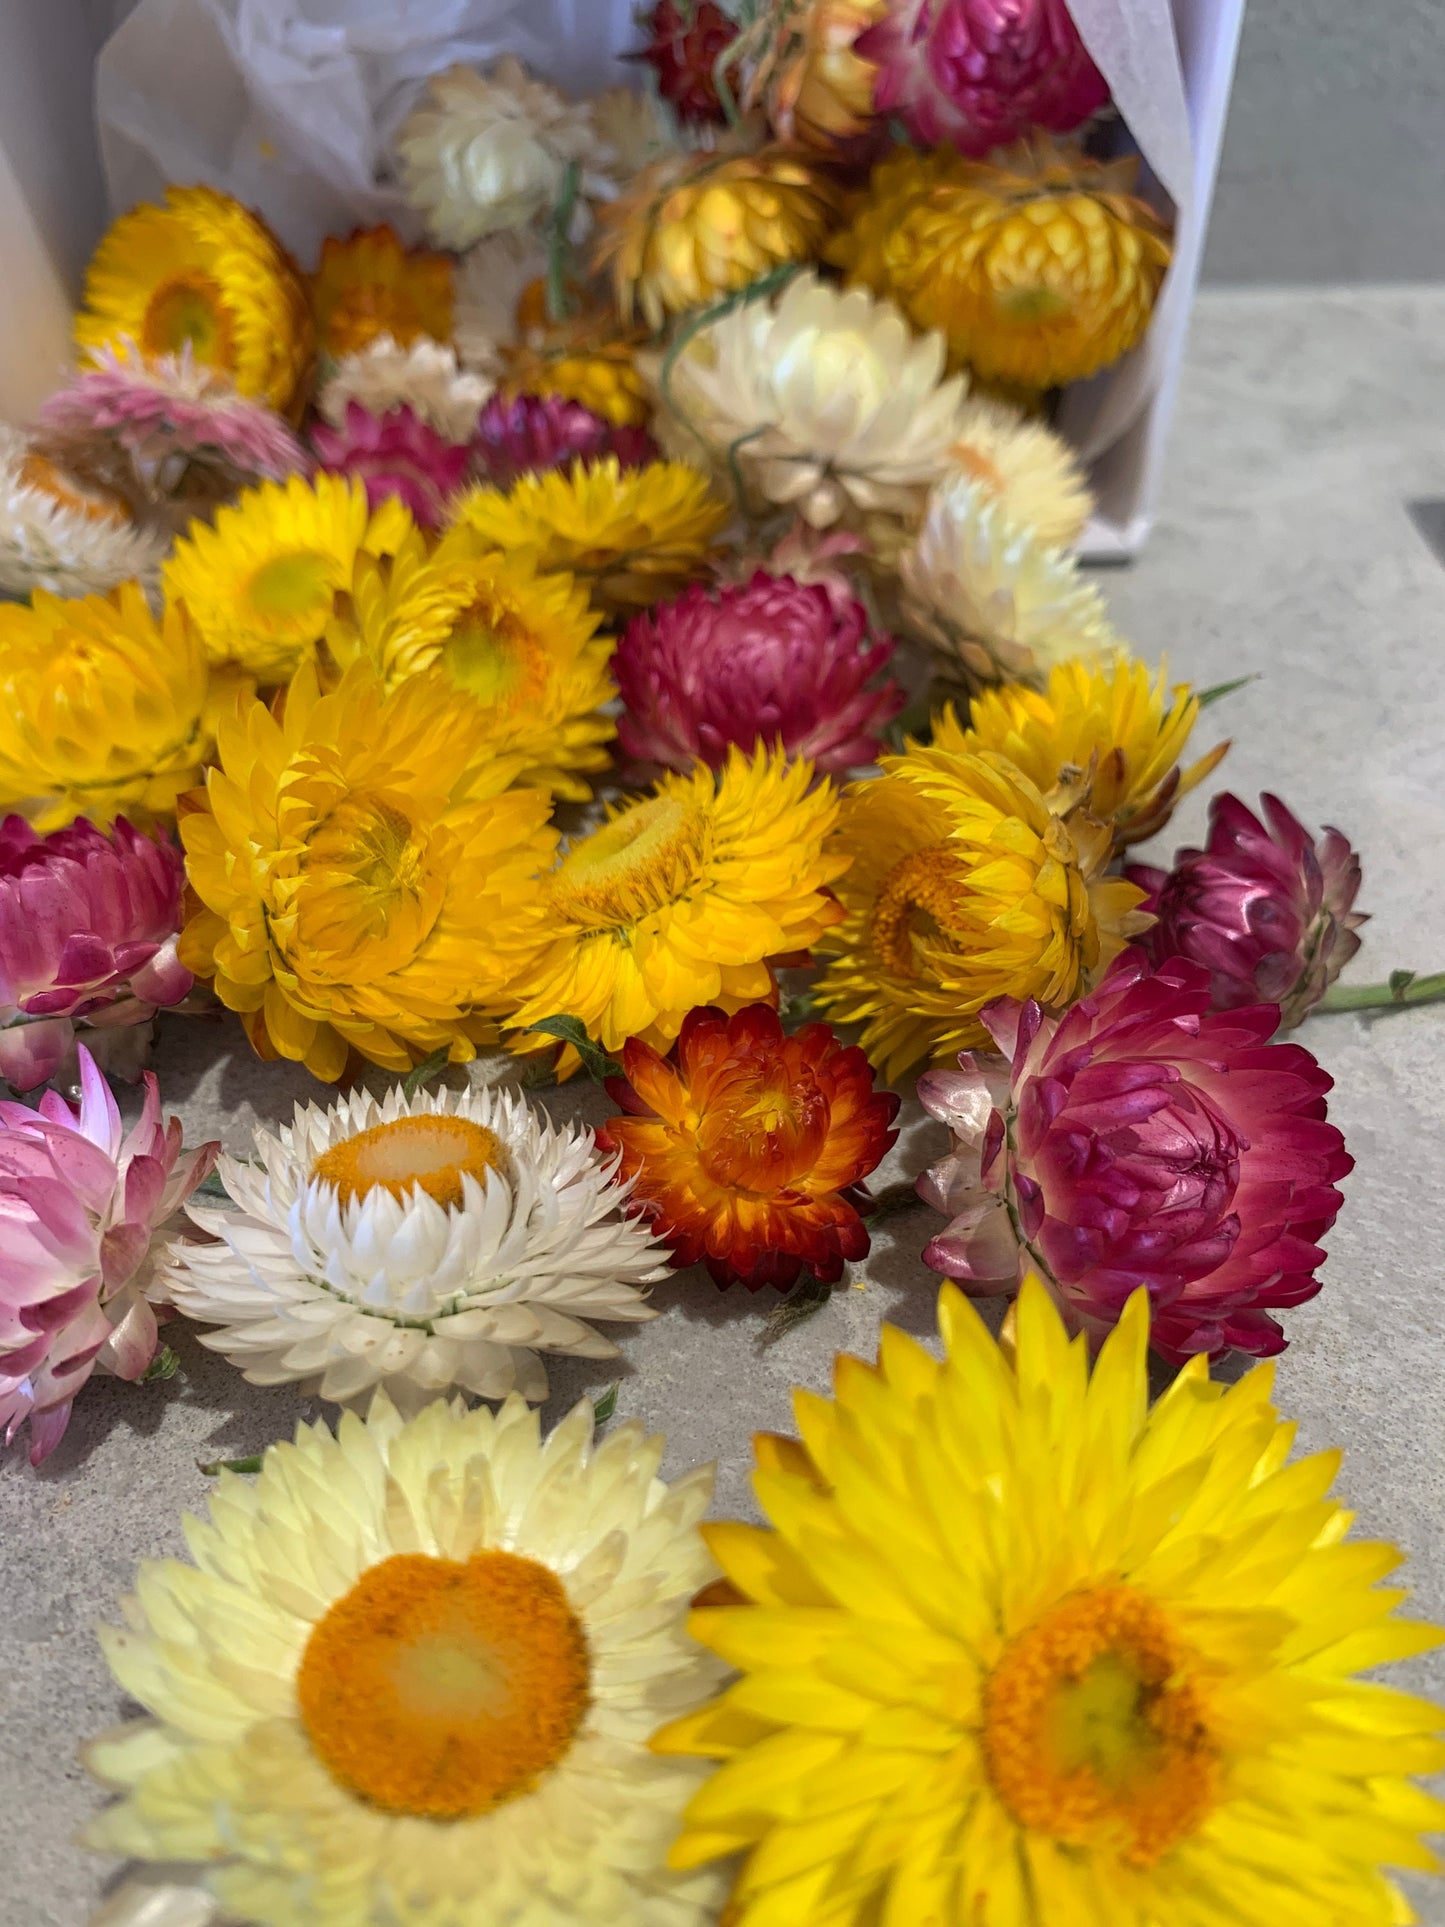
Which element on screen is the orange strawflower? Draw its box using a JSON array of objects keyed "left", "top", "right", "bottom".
[{"left": 309, "top": 226, "right": 454, "bottom": 360}]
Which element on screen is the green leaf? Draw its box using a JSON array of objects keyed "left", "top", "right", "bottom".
[
  {"left": 759, "top": 1275, "right": 832, "bottom": 1347},
  {"left": 403, "top": 1048, "right": 451, "bottom": 1101},
  {"left": 141, "top": 1345, "right": 180, "bottom": 1383},
  {"left": 778, "top": 988, "right": 824, "bottom": 1031},
  {"left": 523, "top": 1015, "right": 622, "bottom": 1084},
  {"left": 197, "top": 1454, "right": 264, "bottom": 1477},
  {"left": 1197, "top": 674, "right": 1259, "bottom": 709},
  {"left": 1389, "top": 969, "right": 1418, "bottom": 999},
  {"left": 592, "top": 1382, "right": 619, "bottom": 1426}
]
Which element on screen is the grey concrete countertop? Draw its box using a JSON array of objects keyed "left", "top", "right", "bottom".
[{"left": 5, "top": 285, "right": 1445, "bottom": 1925}]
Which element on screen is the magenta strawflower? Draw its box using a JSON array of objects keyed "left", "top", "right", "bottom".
[
  {"left": 0, "top": 816, "right": 194, "bottom": 1094},
  {"left": 471, "top": 392, "right": 658, "bottom": 490},
  {"left": 917, "top": 950, "right": 1352, "bottom": 1363},
  {"left": 0, "top": 1047, "right": 216, "bottom": 1463},
  {"left": 37, "top": 346, "right": 308, "bottom": 524},
  {"left": 309, "top": 401, "right": 470, "bottom": 529},
  {"left": 1129, "top": 792, "right": 1367, "bottom": 1029},
  {"left": 614, "top": 569, "right": 904, "bottom": 776},
  {"left": 860, "top": 0, "right": 1109, "bottom": 153}
]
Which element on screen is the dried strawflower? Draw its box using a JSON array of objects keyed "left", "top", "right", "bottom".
[
  {"left": 307, "top": 224, "right": 453, "bottom": 360},
  {"left": 500, "top": 313, "right": 654, "bottom": 428},
  {"left": 319, "top": 334, "right": 491, "bottom": 444},
  {"left": 310, "top": 402, "right": 471, "bottom": 530},
  {"left": 472, "top": 391, "right": 656, "bottom": 488},
  {"left": 943, "top": 392, "right": 1092, "bottom": 547},
  {"left": 637, "top": 0, "right": 740, "bottom": 125},
  {"left": 918, "top": 949, "right": 1353, "bottom": 1360},
  {"left": 0, "top": 425, "right": 168, "bottom": 599},
  {"left": 742, "top": 0, "right": 887, "bottom": 149}
]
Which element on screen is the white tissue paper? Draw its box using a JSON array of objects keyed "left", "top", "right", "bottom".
[{"left": 93, "top": 0, "right": 1244, "bottom": 555}]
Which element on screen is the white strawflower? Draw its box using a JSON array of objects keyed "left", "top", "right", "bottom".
[
  {"left": 660, "top": 270, "right": 970, "bottom": 530},
  {"left": 901, "top": 470, "right": 1120, "bottom": 688},
  {"left": 0, "top": 424, "right": 167, "bottom": 599},
  {"left": 83, "top": 1392, "right": 731, "bottom": 1925},
  {"left": 397, "top": 58, "right": 612, "bottom": 249},
  {"left": 160, "top": 1081, "right": 668, "bottom": 1408},
  {"left": 944, "top": 395, "right": 1094, "bottom": 550},
  {"left": 319, "top": 334, "right": 492, "bottom": 442}
]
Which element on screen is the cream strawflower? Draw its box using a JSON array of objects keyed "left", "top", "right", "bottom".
[
  {"left": 161, "top": 1080, "right": 667, "bottom": 1407},
  {"left": 453, "top": 229, "right": 549, "bottom": 378},
  {"left": 0, "top": 425, "right": 167, "bottom": 599},
  {"left": 397, "top": 58, "right": 611, "bottom": 250},
  {"left": 82, "top": 1391, "right": 731, "bottom": 1926},
  {"left": 591, "top": 84, "right": 685, "bottom": 182},
  {"left": 662, "top": 271, "right": 968, "bottom": 530},
  {"left": 319, "top": 334, "right": 492, "bottom": 443},
  {"left": 945, "top": 394, "right": 1093, "bottom": 549},
  {"left": 900, "top": 470, "right": 1118, "bottom": 688}
]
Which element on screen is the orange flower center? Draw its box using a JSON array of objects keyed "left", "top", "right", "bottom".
[
  {"left": 950, "top": 442, "right": 1007, "bottom": 498},
  {"left": 297, "top": 1549, "right": 590, "bottom": 1819},
  {"left": 983, "top": 1584, "right": 1218, "bottom": 1866},
  {"left": 142, "top": 271, "right": 234, "bottom": 366},
  {"left": 550, "top": 795, "right": 708, "bottom": 931},
  {"left": 18, "top": 451, "right": 130, "bottom": 525},
  {"left": 870, "top": 845, "right": 971, "bottom": 977},
  {"left": 313, "top": 1114, "right": 507, "bottom": 1208}
]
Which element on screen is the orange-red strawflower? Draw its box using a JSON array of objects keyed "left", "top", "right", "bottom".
[{"left": 599, "top": 1003, "right": 899, "bottom": 1293}]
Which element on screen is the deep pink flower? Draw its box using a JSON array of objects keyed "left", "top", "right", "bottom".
[
  {"left": 614, "top": 570, "right": 904, "bottom": 776},
  {"left": 0, "top": 816, "right": 194, "bottom": 1094},
  {"left": 310, "top": 401, "right": 470, "bottom": 529},
  {"left": 0, "top": 1048, "right": 217, "bottom": 1463},
  {"left": 1128, "top": 793, "right": 1367, "bottom": 1030},
  {"left": 471, "top": 392, "right": 657, "bottom": 490},
  {"left": 916, "top": 951, "right": 1352, "bottom": 1363},
  {"left": 860, "top": 0, "right": 1109, "bottom": 153}
]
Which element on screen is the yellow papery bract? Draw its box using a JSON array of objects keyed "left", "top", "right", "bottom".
[
  {"left": 815, "top": 739, "right": 1150, "bottom": 1077},
  {"left": 660, "top": 1278, "right": 1445, "bottom": 1927},
  {"left": 75, "top": 184, "right": 313, "bottom": 414},
  {"left": 0, "top": 584, "right": 209, "bottom": 831},
  {"left": 178, "top": 659, "right": 558, "bottom": 1080}
]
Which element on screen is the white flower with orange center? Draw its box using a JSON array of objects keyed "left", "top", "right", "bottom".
[
  {"left": 0, "top": 424, "right": 168, "bottom": 599},
  {"left": 82, "top": 1391, "right": 731, "bottom": 1925},
  {"left": 160, "top": 1080, "right": 667, "bottom": 1407}
]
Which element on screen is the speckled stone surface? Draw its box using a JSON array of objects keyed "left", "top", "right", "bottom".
[{"left": 5, "top": 285, "right": 1445, "bottom": 1924}]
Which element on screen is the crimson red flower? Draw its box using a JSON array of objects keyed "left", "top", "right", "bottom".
[
  {"left": 471, "top": 392, "right": 657, "bottom": 490},
  {"left": 600, "top": 1003, "right": 899, "bottom": 1291},
  {"left": 917, "top": 951, "right": 1352, "bottom": 1362},
  {"left": 635, "top": 0, "right": 740, "bottom": 125}
]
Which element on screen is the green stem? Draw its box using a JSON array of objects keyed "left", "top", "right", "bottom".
[
  {"left": 1317, "top": 971, "right": 1445, "bottom": 1013},
  {"left": 545, "top": 160, "right": 582, "bottom": 325}
]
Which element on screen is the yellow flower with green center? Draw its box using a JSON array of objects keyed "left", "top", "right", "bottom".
[
  {"left": 657, "top": 1277, "right": 1445, "bottom": 1927},
  {"left": 443, "top": 457, "right": 730, "bottom": 620},
  {"left": 814, "top": 740, "right": 1150, "bottom": 1077},
  {"left": 178, "top": 659, "right": 558, "bottom": 1080},
  {"left": 510, "top": 745, "right": 847, "bottom": 1057},
  {"left": 75, "top": 184, "right": 314, "bottom": 414},
  {"left": 164, "top": 471, "right": 412, "bottom": 684},
  {"left": 0, "top": 584, "right": 208, "bottom": 830},
  {"left": 940, "top": 654, "right": 1231, "bottom": 848},
  {"left": 329, "top": 539, "right": 616, "bottom": 800}
]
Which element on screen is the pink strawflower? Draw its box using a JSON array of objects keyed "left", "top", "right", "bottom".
[
  {"left": 310, "top": 401, "right": 471, "bottom": 529},
  {"left": 471, "top": 392, "right": 658, "bottom": 490},
  {"left": 0, "top": 1047, "right": 217, "bottom": 1463},
  {"left": 916, "top": 951, "right": 1352, "bottom": 1364},
  {"left": 1129, "top": 792, "right": 1367, "bottom": 1030},
  {"left": 38, "top": 346, "right": 308, "bottom": 524},
  {"left": 614, "top": 570, "right": 904, "bottom": 776},
  {"left": 0, "top": 816, "right": 194, "bottom": 1094},
  {"left": 860, "top": 0, "right": 1109, "bottom": 153}
]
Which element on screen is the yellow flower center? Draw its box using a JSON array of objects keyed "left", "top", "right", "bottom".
[
  {"left": 297, "top": 1549, "right": 590, "bottom": 1820},
  {"left": 313, "top": 1114, "right": 507, "bottom": 1208},
  {"left": 247, "top": 549, "right": 341, "bottom": 629},
  {"left": 142, "top": 271, "right": 234, "bottom": 365},
  {"left": 18, "top": 452, "right": 130, "bottom": 525},
  {"left": 444, "top": 600, "right": 548, "bottom": 714},
  {"left": 297, "top": 792, "right": 444, "bottom": 974},
  {"left": 983, "top": 1585, "right": 1219, "bottom": 1866},
  {"left": 870, "top": 846, "right": 971, "bottom": 978},
  {"left": 550, "top": 795, "right": 708, "bottom": 931}
]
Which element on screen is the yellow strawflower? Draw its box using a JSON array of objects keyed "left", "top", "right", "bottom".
[
  {"left": 502, "top": 318, "right": 653, "bottom": 429},
  {"left": 658, "top": 1277, "right": 1445, "bottom": 1927},
  {"left": 75, "top": 184, "right": 313, "bottom": 414},
  {"left": 443, "top": 458, "right": 729, "bottom": 618},
  {"left": 178, "top": 661, "right": 557, "bottom": 1081},
  {"left": 944, "top": 654, "right": 1230, "bottom": 847},
  {"left": 814, "top": 741, "right": 1149, "bottom": 1077},
  {"left": 164, "top": 471, "right": 412, "bottom": 684},
  {"left": 329, "top": 540, "right": 616, "bottom": 800},
  {"left": 742, "top": 0, "right": 887, "bottom": 149},
  {"left": 0, "top": 585, "right": 208, "bottom": 831},
  {"left": 833, "top": 138, "right": 1172, "bottom": 390},
  {"left": 594, "top": 147, "right": 840, "bottom": 330},
  {"left": 510, "top": 746, "right": 847, "bottom": 1057}
]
